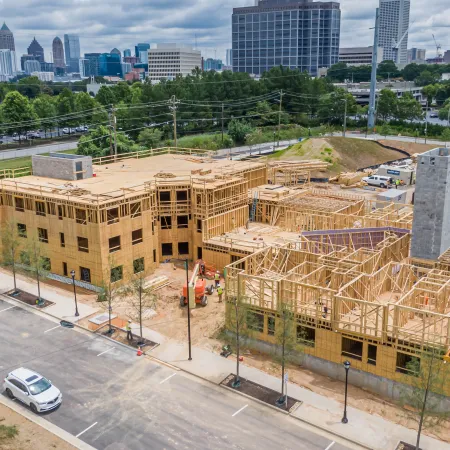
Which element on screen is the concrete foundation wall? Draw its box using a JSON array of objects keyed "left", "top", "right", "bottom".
[
  {"left": 411, "top": 148, "right": 450, "bottom": 260},
  {"left": 32, "top": 154, "right": 93, "bottom": 181}
]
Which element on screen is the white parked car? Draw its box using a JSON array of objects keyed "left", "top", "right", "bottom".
[
  {"left": 362, "top": 175, "right": 392, "bottom": 188},
  {"left": 3, "top": 368, "right": 62, "bottom": 413}
]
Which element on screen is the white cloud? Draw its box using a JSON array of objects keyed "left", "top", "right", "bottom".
[{"left": 0, "top": 0, "right": 448, "bottom": 63}]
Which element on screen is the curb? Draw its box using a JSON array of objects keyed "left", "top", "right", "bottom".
[
  {"left": 0, "top": 396, "right": 96, "bottom": 450},
  {"left": 220, "top": 383, "right": 290, "bottom": 415}
]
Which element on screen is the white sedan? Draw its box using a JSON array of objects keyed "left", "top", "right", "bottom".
[{"left": 3, "top": 367, "right": 62, "bottom": 413}]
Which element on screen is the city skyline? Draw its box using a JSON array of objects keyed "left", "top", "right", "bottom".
[{"left": 0, "top": 0, "right": 448, "bottom": 63}]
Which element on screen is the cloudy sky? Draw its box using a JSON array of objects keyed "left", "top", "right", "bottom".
[{"left": 1, "top": 0, "right": 449, "bottom": 62}]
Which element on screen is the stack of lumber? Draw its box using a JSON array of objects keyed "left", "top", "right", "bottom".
[
  {"left": 269, "top": 160, "right": 329, "bottom": 172},
  {"left": 330, "top": 172, "right": 367, "bottom": 187},
  {"left": 144, "top": 275, "right": 169, "bottom": 290}
]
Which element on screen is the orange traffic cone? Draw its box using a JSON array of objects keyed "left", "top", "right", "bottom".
[{"left": 137, "top": 346, "right": 143, "bottom": 356}]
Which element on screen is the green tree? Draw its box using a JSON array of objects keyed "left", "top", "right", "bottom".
[
  {"left": 377, "top": 60, "right": 401, "bottom": 79},
  {"left": 227, "top": 119, "right": 253, "bottom": 144},
  {"left": 416, "top": 71, "right": 440, "bottom": 87},
  {"left": 33, "top": 95, "right": 57, "bottom": 137},
  {"left": 120, "top": 266, "right": 157, "bottom": 341},
  {"left": 113, "top": 82, "right": 132, "bottom": 104},
  {"left": 22, "top": 233, "right": 49, "bottom": 304},
  {"left": 274, "top": 301, "right": 299, "bottom": 406},
  {"left": 397, "top": 93, "right": 424, "bottom": 121},
  {"left": 56, "top": 88, "right": 76, "bottom": 130},
  {"left": 1, "top": 220, "right": 21, "bottom": 293},
  {"left": 402, "top": 63, "right": 423, "bottom": 82},
  {"left": 422, "top": 84, "right": 438, "bottom": 105},
  {"left": 97, "top": 259, "right": 123, "bottom": 334},
  {"left": 0, "top": 91, "right": 38, "bottom": 137},
  {"left": 441, "top": 128, "right": 450, "bottom": 146},
  {"left": 17, "top": 76, "right": 42, "bottom": 98},
  {"left": 137, "top": 128, "right": 163, "bottom": 148},
  {"left": 96, "top": 86, "right": 116, "bottom": 107},
  {"left": 326, "top": 62, "right": 349, "bottom": 82},
  {"left": 318, "top": 89, "right": 356, "bottom": 124},
  {"left": 377, "top": 89, "right": 398, "bottom": 121},
  {"left": 401, "top": 350, "right": 450, "bottom": 450}
]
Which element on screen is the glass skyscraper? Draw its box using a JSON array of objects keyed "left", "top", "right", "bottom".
[
  {"left": 64, "top": 34, "right": 81, "bottom": 73},
  {"left": 232, "top": 0, "right": 341, "bottom": 77}
]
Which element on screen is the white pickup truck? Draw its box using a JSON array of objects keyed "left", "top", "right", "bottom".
[{"left": 362, "top": 175, "right": 392, "bottom": 188}]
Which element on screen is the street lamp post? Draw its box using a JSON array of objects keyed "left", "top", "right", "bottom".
[
  {"left": 184, "top": 258, "right": 192, "bottom": 361},
  {"left": 172, "top": 258, "right": 192, "bottom": 361},
  {"left": 70, "top": 270, "right": 79, "bottom": 317},
  {"left": 342, "top": 360, "right": 351, "bottom": 423}
]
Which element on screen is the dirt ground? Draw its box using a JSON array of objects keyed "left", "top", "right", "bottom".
[{"left": 0, "top": 403, "right": 74, "bottom": 450}]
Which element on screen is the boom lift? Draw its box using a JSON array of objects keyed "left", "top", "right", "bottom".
[{"left": 180, "top": 262, "right": 214, "bottom": 308}]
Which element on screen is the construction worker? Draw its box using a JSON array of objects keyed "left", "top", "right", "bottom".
[
  {"left": 395, "top": 179, "right": 400, "bottom": 189},
  {"left": 217, "top": 285, "right": 223, "bottom": 303},
  {"left": 200, "top": 262, "right": 206, "bottom": 276},
  {"left": 214, "top": 271, "right": 220, "bottom": 288},
  {"left": 126, "top": 320, "right": 132, "bottom": 340}
]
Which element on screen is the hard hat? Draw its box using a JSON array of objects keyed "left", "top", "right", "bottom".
[
  {"left": 216, "top": 271, "right": 219, "bottom": 273},
  {"left": 128, "top": 319, "right": 132, "bottom": 323}
]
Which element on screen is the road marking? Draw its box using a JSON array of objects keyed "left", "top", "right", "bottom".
[
  {"left": 159, "top": 373, "right": 177, "bottom": 384},
  {"left": 97, "top": 347, "right": 115, "bottom": 357},
  {"left": 232, "top": 404, "right": 248, "bottom": 417},
  {"left": 0, "top": 306, "right": 14, "bottom": 313},
  {"left": 44, "top": 325, "right": 61, "bottom": 333},
  {"left": 76, "top": 422, "right": 98, "bottom": 438},
  {"left": 324, "top": 442, "right": 335, "bottom": 450}
]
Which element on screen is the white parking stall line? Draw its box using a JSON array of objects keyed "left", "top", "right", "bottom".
[
  {"left": 232, "top": 404, "right": 248, "bottom": 417},
  {"left": 324, "top": 442, "right": 335, "bottom": 450},
  {"left": 97, "top": 347, "right": 115, "bottom": 357},
  {"left": 44, "top": 325, "right": 61, "bottom": 333},
  {"left": 159, "top": 373, "right": 177, "bottom": 384},
  {"left": 0, "top": 306, "right": 15, "bottom": 313},
  {"left": 76, "top": 422, "right": 98, "bottom": 438}
]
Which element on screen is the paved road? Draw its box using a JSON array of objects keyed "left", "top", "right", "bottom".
[
  {"left": 0, "top": 141, "right": 78, "bottom": 161},
  {"left": 0, "top": 298, "right": 354, "bottom": 450}
]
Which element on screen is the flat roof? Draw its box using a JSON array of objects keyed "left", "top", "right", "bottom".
[{"left": 1, "top": 154, "right": 266, "bottom": 204}]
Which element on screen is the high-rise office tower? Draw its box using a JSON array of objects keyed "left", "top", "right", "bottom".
[
  {"left": 98, "top": 53, "right": 122, "bottom": 77},
  {"left": 27, "top": 37, "right": 45, "bottom": 63},
  {"left": 64, "top": 34, "right": 81, "bottom": 72},
  {"left": 0, "top": 23, "right": 15, "bottom": 51},
  {"left": 135, "top": 43, "right": 150, "bottom": 62},
  {"left": 84, "top": 53, "right": 101, "bottom": 77},
  {"left": 232, "top": 0, "right": 341, "bottom": 77},
  {"left": 0, "top": 50, "right": 17, "bottom": 77},
  {"left": 226, "top": 49, "right": 233, "bottom": 66},
  {"left": 52, "top": 37, "right": 65, "bottom": 68},
  {"left": 111, "top": 48, "right": 121, "bottom": 58},
  {"left": 123, "top": 49, "right": 131, "bottom": 58},
  {"left": 378, "top": 0, "right": 410, "bottom": 64},
  {"left": 24, "top": 59, "right": 41, "bottom": 75}
]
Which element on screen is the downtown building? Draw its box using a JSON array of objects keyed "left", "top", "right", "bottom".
[
  {"left": 231, "top": 0, "right": 341, "bottom": 77},
  {"left": 52, "top": 37, "right": 65, "bottom": 70},
  {"left": 378, "top": 0, "right": 410, "bottom": 64},
  {"left": 64, "top": 34, "right": 81, "bottom": 73},
  {"left": 147, "top": 44, "right": 201, "bottom": 82},
  {"left": 27, "top": 37, "right": 45, "bottom": 63},
  {"left": 339, "top": 46, "right": 383, "bottom": 66},
  {"left": 0, "top": 49, "right": 17, "bottom": 79}
]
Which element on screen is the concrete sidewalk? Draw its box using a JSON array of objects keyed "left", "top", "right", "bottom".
[
  {"left": 0, "top": 270, "right": 448, "bottom": 450},
  {"left": 0, "top": 270, "right": 99, "bottom": 322}
]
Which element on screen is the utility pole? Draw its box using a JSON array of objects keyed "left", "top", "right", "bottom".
[
  {"left": 170, "top": 95, "right": 178, "bottom": 148},
  {"left": 425, "top": 99, "right": 429, "bottom": 144},
  {"left": 368, "top": 8, "right": 380, "bottom": 131},
  {"left": 277, "top": 89, "right": 283, "bottom": 148},
  {"left": 108, "top": 106, "right": 113, "bottom": 156},
  {"left": 343, "top": 97, "right": 348, "bottom": 137},
  {"left": 447, "top": 107, "right": 450, "bottom": 126},
  {"left": 112, "top": 106, "right": 118, "bottom": 160},
  {"left": 221, "top": 103, "right": 225, "bottom": 143}
]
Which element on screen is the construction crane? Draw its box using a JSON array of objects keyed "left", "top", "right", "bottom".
[
  {"left": 391, "top": 22, "right": 413, "bottom": 64},
  {"left": 432, "top": 34, "right": 442, "bottom": 59}
]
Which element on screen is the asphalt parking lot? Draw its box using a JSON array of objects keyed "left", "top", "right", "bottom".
[{"left": 0, "top": 298, "right": 353, "bottom": 450}]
